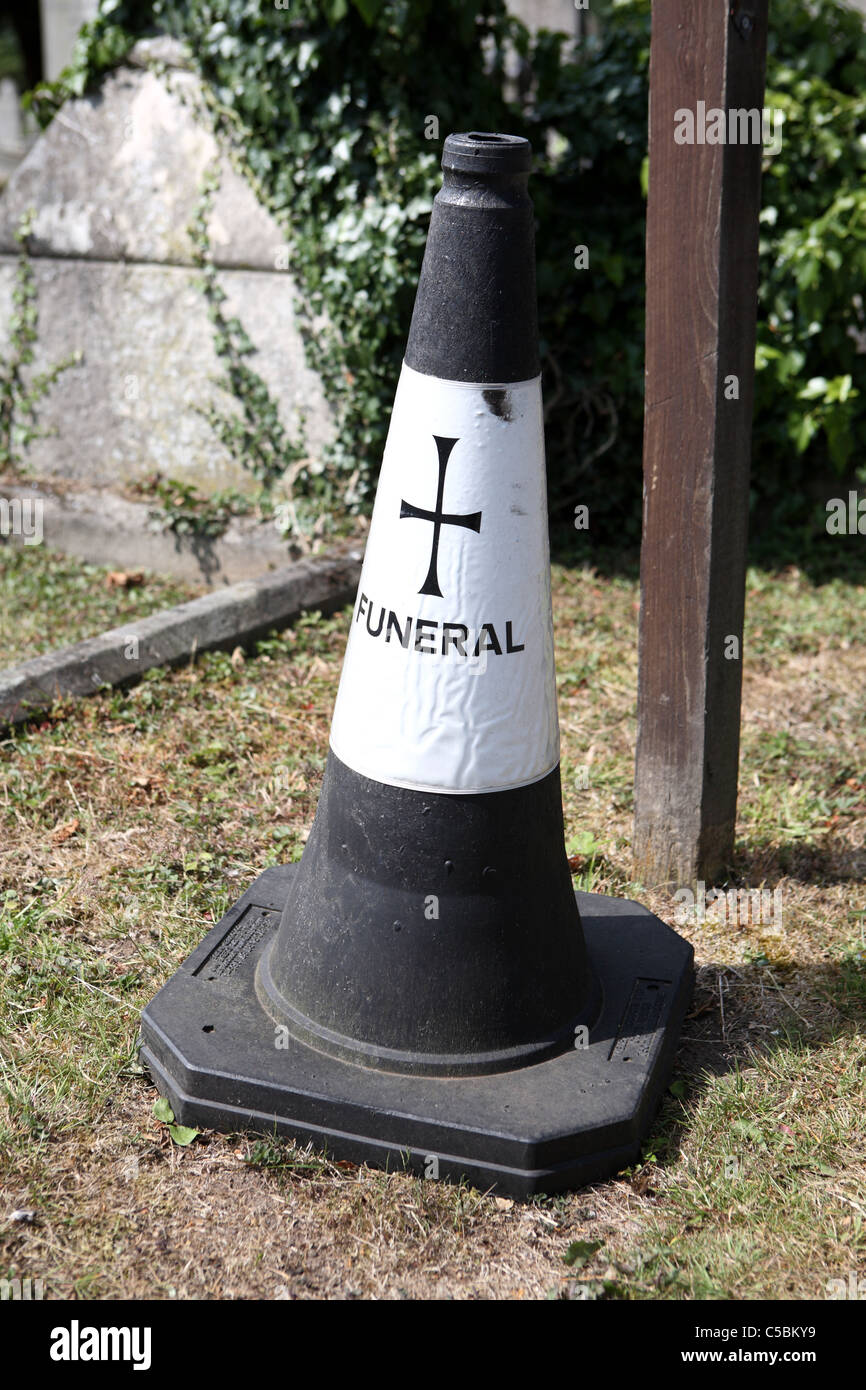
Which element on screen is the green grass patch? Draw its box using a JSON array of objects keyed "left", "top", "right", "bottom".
[
  {"left": 0, "top": 545, "right": 200, "bottom": 668},
  {"left": 0, "top": 556, "right": 864, "bottom": 1299}
]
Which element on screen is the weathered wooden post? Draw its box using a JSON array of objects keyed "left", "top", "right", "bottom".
[{"left": 634, "top": 0, "right": 769, "bottom": 887}]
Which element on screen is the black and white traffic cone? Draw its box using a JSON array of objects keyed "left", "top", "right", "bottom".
[{"left": 141, "top": 133, "right": 693, "bottom": 1197}]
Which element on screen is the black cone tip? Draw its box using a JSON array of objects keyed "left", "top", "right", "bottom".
[
  {"left": 406, "top": 130, "right": 539, "bottom": 381},
  {"left": 443, "top": 132, "right": 532, "bottom": 176}
]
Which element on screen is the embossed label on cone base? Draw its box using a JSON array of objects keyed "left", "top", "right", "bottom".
[{"left": 329, "top": 362, "right": 558, "bottom": 794}]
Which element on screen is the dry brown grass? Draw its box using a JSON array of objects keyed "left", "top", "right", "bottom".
[{"left": 1, "top": 553, "right": 864, "bottom": 1300}]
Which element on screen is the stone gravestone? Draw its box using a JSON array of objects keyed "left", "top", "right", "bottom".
[{"left": 0, "top": 38, "right": 334, "bottom": 581}]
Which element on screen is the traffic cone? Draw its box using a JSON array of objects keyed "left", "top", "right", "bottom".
[{"left": 141, "top": 133, "right": 693, "bottom": 1196}]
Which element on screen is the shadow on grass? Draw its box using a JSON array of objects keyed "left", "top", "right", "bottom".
[
  {"left": 641, "top": 948, "right": 866, "bottom": 1182},
  {"left": 732, "top": 839, "right": 866, "bottom": 887},
  {"left": 640, "top": 824, "right": 866, "bottom": 1160},
  {"left": 549, "top": 513, "right": 866, "bottom": 587}
]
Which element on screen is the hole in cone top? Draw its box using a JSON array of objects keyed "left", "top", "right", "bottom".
[{"left": 443, "top": 132, "right": 532, "bottom": 175}]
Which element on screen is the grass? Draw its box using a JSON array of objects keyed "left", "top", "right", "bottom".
[
  {"left": 0, "top": 544, "right": 864, "bottom": 1299},
  {"left": 0, "top": 544, "right": 201, "bottom": 668}
]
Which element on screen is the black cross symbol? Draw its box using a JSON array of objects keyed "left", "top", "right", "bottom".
[{"left": 400, "top": 435, "right": 482, "bottom": 598}]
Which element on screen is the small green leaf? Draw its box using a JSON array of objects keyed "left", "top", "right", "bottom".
[
  {"left": 639, "top": 153, "right": 649, "bottom": 197},
  {"left": 153, "top": 1097, "right": 175, "bottom": 1125},
  {"left": 168, "top": 1124, "right": 200, "bottom": 1146},
  {"left": 352, "top": 0, "right": 383, "bottom": 24},
  {"left": 731, "top": 1118, "right": 766, "bottom": 1147},
  {"left": 668, "top": 1078, "right": 688, "bottom": 1099},
  {"left": 567, "top": 831, "right": 601, "bottom": 857},
  {"left": 563, "top": 1239, "right": 603, "bottom": 1268}
]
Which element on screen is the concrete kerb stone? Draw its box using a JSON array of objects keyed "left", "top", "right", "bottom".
[{"left": 0, "top": 551, "right": 361, "bottom": 727}]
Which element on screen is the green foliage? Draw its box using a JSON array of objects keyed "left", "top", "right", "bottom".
[
  {"left": 563, "top": 1237, "right": 603, "bottom": 1268},
  {"left": 755, "top": 1, "right": 866, "bottom": 527},
  {"left": 26, "top": 0, "right": 866, "bottom": 543},
  {"left": 141, "top": 161, "right": 328, "bottom": 542},
  {"left": 25, "top": 0, "right": 513, "bottom": 514},
  {"left": 152, "top": 1096, "right": 199, "bottom": 1145},
  {"left": 522, "top": 9, "right": 650, "bottom": 540},
  {"left": 145, "top": 475, "right": 252, "bottom": 539},
  {"left": 0, "top": 211, "right": 81, "bottom": 473},
  {"left": 186, "top": 164, "right": 309, "bottom": 501}
]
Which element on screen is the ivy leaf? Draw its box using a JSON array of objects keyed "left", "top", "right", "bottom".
[
  {"left": 352, "top": 0, "right": 384, "bottom": 24},
  {"left": 793, "top": 413, "right": 818, "bottom": 454},
  {"left": 798, "top": 376, "right": 829, "bottom": 400},
  {"left": 563, "top": 1239, "right": 603, "bottom": 1269},
  {"left": 153, "top": 1097, "right": 175, "bottom": 1125},
  {"left": 731, "top": 1119, "right": 768, "bottom": 1149},
  {"left": 323, "top": 0, "right": 349, "bottom": 24},
  {"left": 168, "top": 1124, "right": 200, "bottom": 1146},
  {"left": 639, "top": 153, "right": 649, "bottom": 197},
  {"left": 65, "top": 69, "right": 88, "bottom": 98}
]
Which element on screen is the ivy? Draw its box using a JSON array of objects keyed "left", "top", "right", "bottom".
[
  {"left": 23, "top": 0, "right": 866, "bottom": 545},
  {"left": 0, "top": 211, "right": 82, "bottom": 473},
  {"left": 24, "top": 0, "right": 513, "bottom": 519},
  {"left": 186, "top": 164, "right": 308, "bottom": 494},
  {"left": 144, "top": 476, "right": 251, "bottom": 540}
]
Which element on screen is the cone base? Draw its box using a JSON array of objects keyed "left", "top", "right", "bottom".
[{"left": 140, "top": 865, "right": 693, "bottom": 1198}]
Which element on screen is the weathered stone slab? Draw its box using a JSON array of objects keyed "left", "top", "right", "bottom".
[
  {"left": 0, "top": 254, "right": 333, "bottom": 493},
  {"left": 0, "top": 551, "right": 361, "bottom": 727},
  {"left": 0, "top": 43, "right": 335, "bottom": 510},
  {"left": 0, "top": 59, "right": 282, "bottom": 270},
  {"left": 0, "top": 482, "right": 354, "bottom": 586}
]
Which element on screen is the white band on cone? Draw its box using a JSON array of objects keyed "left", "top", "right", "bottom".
[{"left": 329, "top": 362, "right": 559, "bottom": 795}]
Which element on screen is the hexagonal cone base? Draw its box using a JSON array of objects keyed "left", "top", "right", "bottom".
[{"left": 140, "top": 866, "right": 693, "bottom": 1198}]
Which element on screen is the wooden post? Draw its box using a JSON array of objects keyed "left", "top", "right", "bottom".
[{"left": 633, "top": 0, "right": 769, "bottom": 887}]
